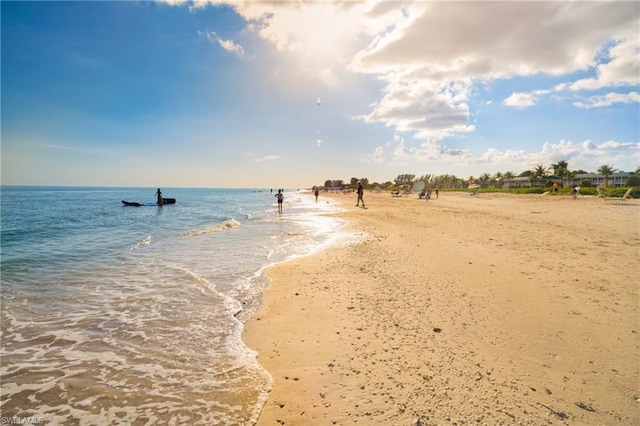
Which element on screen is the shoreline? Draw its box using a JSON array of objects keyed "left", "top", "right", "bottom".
[{"left": 243, "top": 191, "right": 639, "bottom": 425}]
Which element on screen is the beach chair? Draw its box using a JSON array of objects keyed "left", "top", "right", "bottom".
[{"left": 603, "top": 188, "right": 633, "bottom": 204}]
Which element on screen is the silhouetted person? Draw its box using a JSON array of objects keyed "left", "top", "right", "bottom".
[
  {"left": 155, "top": 188, "right": 163, "bottom": 206},
  {"left": 356, "top": 182, "right": 365, "bottom": 207}
]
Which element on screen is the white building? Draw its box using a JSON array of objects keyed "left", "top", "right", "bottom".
[
  {"left": 570, "top": 172, "right": 634, "bottom": 188},
  {"left": 503, "top": 172, "right": 634, "bottom": 188}
]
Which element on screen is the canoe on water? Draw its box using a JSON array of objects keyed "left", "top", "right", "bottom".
[{"left": 122, "top": 198, "right": 176, "bottom": 207}]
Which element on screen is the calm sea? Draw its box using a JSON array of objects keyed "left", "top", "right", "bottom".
[{"left": 0, "top": 186, "right": 349, "bottom": 425}]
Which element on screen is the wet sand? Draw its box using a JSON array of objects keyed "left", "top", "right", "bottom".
[{"left": 243, "top": 191, "right": 639, "bottom": 425}]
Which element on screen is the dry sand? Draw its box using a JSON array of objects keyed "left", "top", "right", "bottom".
[{"left": 243, "top": 190, "right": 639, "bottom": 425}]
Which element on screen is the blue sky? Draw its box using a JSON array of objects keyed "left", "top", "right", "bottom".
[{"left": 2, "top": 1, "right": 638, "bottom": 188}]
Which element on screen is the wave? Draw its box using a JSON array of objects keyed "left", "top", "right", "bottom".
[{"left": 182, "top": 219, "right": 241, "bottom": 237}]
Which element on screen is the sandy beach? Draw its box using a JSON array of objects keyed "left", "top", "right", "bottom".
[{"left": 243, "top": 190, "right": 639, "bottom": 425}]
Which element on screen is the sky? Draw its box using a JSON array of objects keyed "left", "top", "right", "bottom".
[{"left": 1, "top": 0, "right": 639, "bottom": 188}]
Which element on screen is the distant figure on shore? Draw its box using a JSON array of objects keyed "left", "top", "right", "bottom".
[
  {"left": 356, "top": 182, "right": 365, "bottom": 207},
  {"left": 422, "top": 188, "right": 431, "bottom": 201},
  {"left": 275, "top": 189, "right": 284, "bottom": 214},
  {"left": 571, "top": 185, "right": 579, "bottom": 198},
  {"left": 435, "top": 186, "right": 439, "bottom": 199},
  {"left": 155, "top": 188, "right": 164, "bottom": 206},
  {"left": 314, "top": 186, "right": 319, "bottom": 202}
]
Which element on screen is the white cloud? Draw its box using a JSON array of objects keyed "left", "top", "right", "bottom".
[
  {"left": 573, "top": 91, "right": 640, "bottom": 108},
  {"left": 217, "top": 37, "right": 244, "bottom": 56},
  {"left": 235, "top": 1, "right": 369, "bottom": 71},
  {"left": 166, "top": 1, "right": 639, "bottom": 173},
  {"left": 365, "top": 138, "right": 640, "bottom": 173},
  {"left": 352, "top": 2, "right": 637, "bottom": 79},
  {"left": 202, "top": 31, "right": 244, "bottom": 56},
  {"left": 565, "top": 33, "right": 640, "bottom": 91},
  {"left": 362, "top": 146, "right": 386, "bottom": 164},
  {"left": 256, "top": 155, "right": 279, "bottom": 162},
  {"left": 483, "top": 138, "right": 640, "bottom": 172},
  {"left": 361, "top": 80, "right": 475, "bottom": 141},
  {"left": 347, "top": 1, "right": 638, "bottom": 145},
  {"left": 504, "top": 92, "right": 537, "bottom": 109}
]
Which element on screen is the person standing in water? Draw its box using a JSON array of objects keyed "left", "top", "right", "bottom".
[
  {"left": 314, "top": 186, "right": 320, "bottom": 202},
  {"left": 275, "top": 189, "right": 284, "bottom": 214},
  {"left": 155, "top": 188, "right": 164, "bottom": 206}
]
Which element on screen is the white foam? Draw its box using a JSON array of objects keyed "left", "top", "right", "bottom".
[{"left": 182, "top": 219, "right": 241, "bottom": 237}]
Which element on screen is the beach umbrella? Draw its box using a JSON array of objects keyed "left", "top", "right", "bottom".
[{"left": 412, "top": 181, "right": 426, "bottom": 193}]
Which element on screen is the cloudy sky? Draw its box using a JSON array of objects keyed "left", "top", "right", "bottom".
[{"left": 2, "top": 0, "right": 638, "bottom": 188}]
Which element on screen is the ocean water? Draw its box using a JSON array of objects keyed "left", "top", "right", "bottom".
[{"left": 0, "top": 186, "right": 349, "bottom": 425}]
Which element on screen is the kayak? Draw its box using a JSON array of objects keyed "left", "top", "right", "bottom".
[{"left": 122, "top": 198, "right": 176, "bottom": 207}]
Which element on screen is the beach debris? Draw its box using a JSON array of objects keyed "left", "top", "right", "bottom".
[
  {"left": 497, "top": 409, "right": 516, "bottom": 419},
  {"left": 538, "top": 403, "right": 569, "bottom": 420},
  {"left": 433, "top": 327, "right": 442, "bottom": 333},
  {"left": 575, "top": 401, "right": 596, "bottom": 412}
]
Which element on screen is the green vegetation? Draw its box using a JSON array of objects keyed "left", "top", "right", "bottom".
[
  {"left": 597, "top": 164, "right": 617, "bottom": 188},
  {"left": 322, "top": 162, "right": 639, "bottom": 196},
  {"left": 625, "top": 175, "right": 640, "bottom": 187}
]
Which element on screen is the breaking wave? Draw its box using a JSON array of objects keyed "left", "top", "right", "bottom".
[{"left": 183, "top": 219, "right": 241, "bottom": 237}]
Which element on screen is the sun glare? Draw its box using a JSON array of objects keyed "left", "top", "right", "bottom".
[{"left": 256, "top": 2, "right": 364, "bottom": 67}]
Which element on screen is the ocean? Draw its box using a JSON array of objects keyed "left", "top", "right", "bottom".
[{"left": 0, "top": 186, "right": 349, "bottom": 425}]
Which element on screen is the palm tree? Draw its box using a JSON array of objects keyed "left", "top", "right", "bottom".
[
  {"left": 494, "top": 172, "right": 504, "bottom": 188},
  {"left": 552, "top": 160, "right": 569, "bottom": 187},
  {"left": 479, "top": 173, "right": 492, "bottom": 187},
  {"left": 503, "top": 171, "right": 515, "bottom": 188},
  {"left": 597, "top": 164, "right": 617, "bottom": 188},
  {"left": 532, "top": 164, "right": 548, "bottom": 187}
]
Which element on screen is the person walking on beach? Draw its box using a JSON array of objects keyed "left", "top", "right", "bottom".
[
  {"left": 435, "top": 185, "right": 439, "bottom": 199},
  {"left": 155, "top": 188, "right": 164, "bottom": 206},
  {"left": 571, "top": 185, "right": 581, "bottom": 198},
  {"left": 356, "top": 182, "right": 365, "bottom": 207},
  {"left": 275, "top": 189, "right": 284, "bottom": 214},
  {"left": 314, "top": 186, "right": 319, "bottom": 202}
]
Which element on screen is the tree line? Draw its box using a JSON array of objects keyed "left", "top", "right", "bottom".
[{"left": 322, "top": 163, "right": 640, "bottom": 190}]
